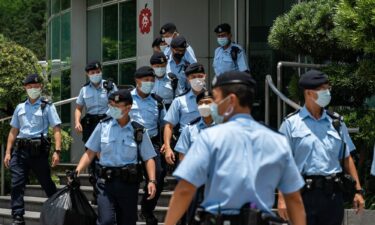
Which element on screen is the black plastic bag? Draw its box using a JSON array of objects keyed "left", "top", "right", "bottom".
[{"left": 40, "top": 172, "right": 97, "bottom": 225}]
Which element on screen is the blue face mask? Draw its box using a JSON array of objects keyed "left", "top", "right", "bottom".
[
  {"left": 217, "top": 37, "right": 229, "bottom": 47},
  {"left": 89, "top": 73, "right": 102, "bottom": 84},
  {"left": 315, "top": 89, "right": 331, "bottom": 108},
  {"left": 140, "top": 81, "right": 155, "bottom": 94},
  {"left": 210, "top": 96, "right": 232, "bottom": 124},
  {"left": 109, "top": 106, "right": 123, "bottom": 119}
]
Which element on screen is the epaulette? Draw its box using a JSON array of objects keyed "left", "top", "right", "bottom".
[
  {"left": 40, "top": 97, "right": 52, "bottom": 111},
  {"left": 177, "top": 88, "right": 191, "bottom": 97},
  {"left": 188, "top": 117, "right": 201, "bottom": 125},
  {"left": 100, "top": 116, "right": 112, "bottom": 123},
  {"left": 284, "top": 109, "right": 300, "bottom": 120},
  {"left": 82, "top": 81, "right": 90, "bottom": 87}
]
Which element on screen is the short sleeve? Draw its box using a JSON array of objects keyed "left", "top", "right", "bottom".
[
  {"left": 174, "top": 126, "right": 191, "bottom": 154},
  {"left": 140, "top": 130, "right": 157, "bottom": 161},
  {"left": 185, "top": 46, "right": 197, "bottom": 64},
  {"left": 173, "top": 131, "right": 211, "bottom": 187},
  {"left": 164, "top": 99, "right": 180, "bottom": 126},
  {"left": 112, "top": 83, "right": 118, "bottom": 92},
  {"left": 76, "top": 88, "right": 85, "bottom": 106},
  {"left": 10, "top": 105, "right": 20, "bottom": 129},
  {"left": 47, "top": 104, "right": 62, "bottom": 127},
  {"left": 341, "top": 122, "right": 356, "bottom": 155},
  {"left": 237, "top": 47, "right": 249, "bottom": 72},
  {"left": 279, "top": 120, "right": 291, "bottom": 144},
  {"left": 85, "top": 123, "right": 102, "bottom": 152}
]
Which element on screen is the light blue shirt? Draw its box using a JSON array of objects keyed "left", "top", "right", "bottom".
[
  {"left": 85, "top": 118, "right": 156, "bottom": 167},
  {"left": 174, "top": 114, "right": 304, "bottom": 215},
  {"left": 76, "top": 80, "right": 118, "bottom": 115},
  {"left": 175, "top": 118, "right": 215, "bottom": 155},
  {"left": 152, "top": 75, "right": 174, "bottom": 105},
  {"left": 213, "top": 43, "right": 249, "bottom": 76},
  {"left": 371, "top": 144, "right": 375, "bottom": 176},
  {"left": 129, "top": 89, "right": 166, "bottom": 138},
  {"left": 164, "top": 45, "right": 197, "bottom": 64},
  {"left": 279, "top": 106, "right": 356, "bottom": 176},
  {"left": 10, "top": 98, "right": 61, "bottom": 138},
  {"left": 163, "top": 90, "right": 200, "bottom": 131}
]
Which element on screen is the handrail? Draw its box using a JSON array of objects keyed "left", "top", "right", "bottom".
[{"left": 1, "top": 96, "right": 77, "bottom": 195}]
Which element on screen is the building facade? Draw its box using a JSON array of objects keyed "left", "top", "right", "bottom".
[{"left": 46, "top": 0, "right": 297, "bottom": 162}]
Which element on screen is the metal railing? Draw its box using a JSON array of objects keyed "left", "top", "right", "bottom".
[{"left": 0, "top": 97, "right": 77, "bottom": 195}]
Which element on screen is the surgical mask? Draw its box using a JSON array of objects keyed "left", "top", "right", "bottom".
[
  {"left": 217, "top": 37, "right": 229, "bottom": 47},
  {"left": 198, "top": 104, "right": 211, "bottom": 117},
  {"left": 165, "top": 37, "right": 173, "bottom": 46},
  {"left": 109, "top": 106, "right": 123, "bottom": 119},
  {"left": 315, "top": 89, "right": 331, "bottom": 108},
  {"left": 27, "top": 88, "right": 42, "bottom": 99},
  {"left": 89, "top": 73, "right": 102, "bottom": 84},
  {"left": 190, "top": 78, "right": 205, "bottom": 92},
  {"left": 210, "top": 96, "right": 233, "bottom": 124},
  {"left": 140, "top": 81, "right": 155, "bottom": 94},
  {"left": 173, "top": 53, "right": 184, "bottom": 61},
  {"left": 154, "top": 67, "right": 166, "bottom": 78},
  {"left": 160, "top": 45, "right": 168, "bottom": 52}
]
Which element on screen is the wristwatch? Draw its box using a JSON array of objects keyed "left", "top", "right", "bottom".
[
  {"left": 355, "top": 189, "right": 365, "bottom": 196},
  {"left": 148, "top": 180, "right": 157, "bottom": 185}
]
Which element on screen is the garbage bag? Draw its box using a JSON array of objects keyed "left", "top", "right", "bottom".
[{"left": 40, "top": 172, "right": 97, "bottom": 225}]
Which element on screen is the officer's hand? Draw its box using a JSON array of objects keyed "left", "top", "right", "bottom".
[
  {"left": 165, "top": 149, "right": 175, "bottom": 165},
  {"left": 353, "top": 193, "right": 365, "bottom": 214},
  {"left": 51, "top": 152, "right": 60, "bottom": 167},
  {"left": 160, "top": 144, "right": 167, "bottom": 153},
  {"left": 147, "top": 182, "right": 157, "bottom": 200},
  {"left": 75, "top": 122, "right": 83, "bottom": 133},
  {"left": 3, "top": 153, "right": 11, "bottom": 168},
  {"left": 277, "top": 198, "right": 289, "bottom": 221}
]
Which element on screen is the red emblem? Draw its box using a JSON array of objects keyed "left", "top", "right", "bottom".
[{"left": 139, "top": 4, "right": 152, "bottom": 34}]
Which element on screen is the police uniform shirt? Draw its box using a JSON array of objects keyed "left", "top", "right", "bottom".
[
  {"left": 279, "top": 106, "right": 356, "bottom": 176},
  {"left": 85, "top": 118, "right": 156, "bottom": 167},
  {"left": 129, "top": 89, "right": 166, "bottom": 138},
  {"left": 371, "top": 144, "right": 375, "bottom": 176},
  {"left": 163, "top": 90, "right": 200, "bottom": 131},
  {"left": 152, "top": 75, "right": 174, "bottom": 105},
  {"left": 76, "top": 79, "right": 118, "bottom": 115},
  {"left": 10, "top": 98, "right": 61, "bottom": 138},
  {"left": 163, "top": 45, "right": 197, "bottom": 64},
  {"left": 213, "top": 43, "right": 249, "bottom": 76},
  {"left": 174, "top": 114, "right": 304, "bottom": 215},
  {"left": 166, "top": 57, "right": 192, "bottom": 96},
  {"left": 175, "top": 118, "right": 214, "bottom": 155}
]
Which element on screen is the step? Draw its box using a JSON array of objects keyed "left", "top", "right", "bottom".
[
  {"left": 23, "top": 185, "right": 173, "bottom": 207},
  {"left": 57, "top": 174, "right": 178, "bottom": 191}
]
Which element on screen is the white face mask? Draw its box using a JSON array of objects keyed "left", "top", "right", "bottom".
[
  {"left": 154, "top": 67, "right": 166, "bottom": 78},
  {"left": 108, "top": 106, "right": 123, "bottom": 119},
  {"left": 27, "top": 88, "right": 42, "bottom": 99},
  {"left": 140, "top": 81, "right": 155, "bottom": 94},
  {"left": 160, "top": 45, "right": 168, "bottom": 52},
  {"left": 198, "top": 104, "right": 211, "bottom": 117},
  {"left": 314, "top": 89, "right": 331, "bottom": 108},
  {"left": 190, "top": 78, "right": 205, "bottom": 92},
  {"left": 165, "top": 37, "right": 173, "bottom": 46},
  {"left": 89, "top": 72, "right": 102, "bottom": 84}
]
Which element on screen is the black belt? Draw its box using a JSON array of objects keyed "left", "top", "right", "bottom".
[
  {"left": 86, "top": 113, "right": 106, "bottom": 118},
  {"left": 303, "top": 174, "right": 341, "bottom": 191},
  {"left": 96, "top": 164, "right": 143, "bottom": 183}
]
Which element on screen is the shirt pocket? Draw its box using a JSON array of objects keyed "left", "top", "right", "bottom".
[
  {"left": 291, "top": 130, "right": 312, "bottom": 155},
  {"left": 122, "top": 137, "right": 138, "bottom": 162},
  {"left": 100, "top": 136, "right": 116, "bottom": 155},
  {"left": 326, "top": 130, "right": 343, "bottom": 156},
  {"left": 17, "top": 109, "right": 28, "bottom": 128},
  {"left": 31, "top": 109, "right": 44, "bottom": 126},
  {"left": 83, "top": 92, "right": 95, "bottom": 106},
  {"left": 99, "top": 90, "right": 109, "bottom": 106}
]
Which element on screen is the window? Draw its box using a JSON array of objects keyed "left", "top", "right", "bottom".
[
  {"left": 102, "top": 64, "right": 119, "bottom": 82},
  {"left": 120, "top": 62, "right": 136, "bottom": 86},
  {"left": 87, "top": 9, "right": 102, "bottom": 62},
  {"left": 103, "top": 4, "right": 119, "bottom": 61},
  {"left": 120, "top": 1, "right": 136, "bottom": 59},
  {"left": 61, "top": 12, "right": 71, "bottom": 66}
]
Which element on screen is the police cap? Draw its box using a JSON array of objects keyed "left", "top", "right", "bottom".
[
  {"left": 185, "top": 63, "right": 205, "bottom": 76},
  {"left": 170, "top": 35, "right": 187, "bottom": 49},
  {"left": 134, "top": 66, "right": 156, "bottom": 78},
  {"left": 23, "top": 74, "right": 42, "bottom": 85},
  {"left": 150, "top": 52, "right": 167, "bottom": 65},
  {"left": 160, "top": 23, "right": 177, "bottom": 35},
  {"left": 212, "top": 71, "right": 256, "bottom": 88},
  {"left": 196, "top": 90, "right": 213, "bottom": 103},
  {"left": 152, "top": 37, "right": 163, "bottom": 48},
  {"left": 85, "top": 60, "right": 102, "bottom": 72},
  {"left": 108, "top": 89, "right": 133, "bottom": 104},
  {"left": 299, "top": 69, "right": 329, "bottom": 89},
  {"left": 214, "top": 23, "right": 231, "bottom": 34}
]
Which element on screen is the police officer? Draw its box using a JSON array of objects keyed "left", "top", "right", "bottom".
[
  {"left": 166, "top": 35, "right": 196, "bottom": 95},
  {"left": 278, "top": 70, "right": 365, "bottom": 225},
  {"left": 75, "top": 89, "right": 157, "bottom": 225},
  {"left": 150, "top": 52, "right": 176, "bottom": 109},
  {"left": 213, "top": 23, "right": 249, "bottom": 76},
  {"left": 160, "top": 22, "right": 196, "bottom": 63},
  {"left": 129, "top": 66, "right": 167, "bottom": 225},
  {"left": 152, "top": 37, "right": 167, "bottom": 53},
  {"left": 164, "top": 71, "right": 306, "bottom": 225},
  {"left": 74, "top": 60, "right": 118, "bottom": 204},
  {"left": 162, "top": 63, "right": 206, "bottom": 165},
  {"left": 4, "top": 74, "right": 62, "bottom": 225}
]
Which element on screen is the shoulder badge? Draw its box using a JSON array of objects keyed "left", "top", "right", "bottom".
[{"left": 188, "top": 117, "right": 201, "bottom": 126}]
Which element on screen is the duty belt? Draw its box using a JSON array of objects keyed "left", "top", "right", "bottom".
[
  {"left": 96, "top": 164, "right": 143, "bottom": 183},
  {"left": 303, "top": 174, "right": 342, "bottom": 193},
  {"left": 83, "top": 114, "right": 106, "bottom": 123}
]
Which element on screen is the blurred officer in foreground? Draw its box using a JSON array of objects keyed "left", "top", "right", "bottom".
[
  {"left": 278, "top": 70, "right": 364, "bottom": 225},
  {"left": 4, "top": 74, "right": 62, "bottom": 225},
  {"left": 160, "top": 22, "right": 196, "bottom": 63},
  {"left": 150, "top": 52, "right": 177, "bottom": 109},
  {"left": 129, "top": 66, "right": 167, "bottom": 225},
  {"left": 75, "top": 89, "right": 157, "bottom": 225},
  {"left": 74, "top": 60, "right": 118, "bottom": 204},
  {"left": 213, "top": 23, "right": 249, "bottom": 76},
  {"left": 164, "top": 71, "right": 306, "bottom": 225},
  {"left": 162, "top": 63, "right": 206, "bottom": 166}
]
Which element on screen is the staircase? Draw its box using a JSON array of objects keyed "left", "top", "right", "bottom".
[{"left": 0, "top": 164, "right": 176, "bottom": 225}]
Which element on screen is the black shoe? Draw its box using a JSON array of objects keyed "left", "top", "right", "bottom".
[
  {"left": 141, "top": 212, "right": 158, "bottom": 225},
  {"left": 12, "top": 215, "right": 25, "bottom": 225}
]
